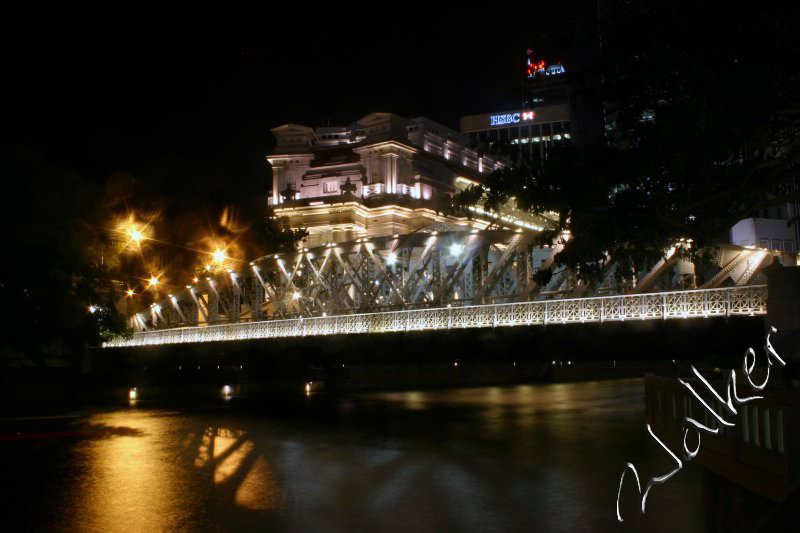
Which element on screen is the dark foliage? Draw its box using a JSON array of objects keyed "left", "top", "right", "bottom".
[
  {"left": 462, "top": 0, "right": 800, "bottom": 284},
  {"left": 0, "top": 147, "right": 129, "bottom": 363}
]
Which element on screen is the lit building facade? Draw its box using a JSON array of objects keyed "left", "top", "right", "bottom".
[
  {"left": 730, "top": 203, "right": 800, "bottom": 254},
  {"left": 460, "top": 50, "right": 576, "bottom": 160},
  {"left": 459, "top": 105, "right": 571, "bottom": 160},
  {"left": 267, "top": 113, "right": 513, "bottom": 247}
]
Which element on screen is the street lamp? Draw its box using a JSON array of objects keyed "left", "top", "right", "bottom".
[
  {"left": 148, "top": 277, "right": 159, "bottom": 288},
  {"left": 128, "top": 226, "right": 144, "bottom": 243}
]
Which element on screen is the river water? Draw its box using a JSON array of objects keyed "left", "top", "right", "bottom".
[{"left": 2, "top": 379, "right": 706, "bottom": 532}]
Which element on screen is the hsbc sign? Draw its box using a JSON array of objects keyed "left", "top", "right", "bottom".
[{"left": 489, "top": 111, "right": 536, "bottom": 127}]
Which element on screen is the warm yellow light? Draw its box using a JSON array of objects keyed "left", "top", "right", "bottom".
[
  {"left": 193, "top": 277, "right": 199, "bottom": 283},
  {"left": 212, "top": 249, "right": 226, "bottom": 263},
  {"left": 205, "top": 265, "right": 212, "bottom": 271},
  {"left": 148, "top": 277, "right": 159, "bottom": 287},
  {"left": 129, "top": 387, "right": 138, "bottom": 400},
  {"left": 292, "top": 291, "right": 301, "bottom": 300},
  {"left": 129, "top": 227, "right": 144, "bottom": 243},
  {"left": 126, "top": 289, "right": 135, "bottom": 297}
]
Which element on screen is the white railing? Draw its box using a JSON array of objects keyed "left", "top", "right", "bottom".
[{"left": 103, "top": 285, "right": 768, "bottom": 348}]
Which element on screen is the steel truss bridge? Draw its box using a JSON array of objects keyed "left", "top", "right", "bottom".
[{"left": 105, "top": 229, "right": 778, "bottom": 348}]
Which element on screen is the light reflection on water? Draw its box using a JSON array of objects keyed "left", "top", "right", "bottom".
[{"left": 8, "top": 379, "right": 705, "bottom": 532}]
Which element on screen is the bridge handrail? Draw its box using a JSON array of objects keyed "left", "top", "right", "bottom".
[{"left": 103, "top": 285, "right": 767, "bottom": 348}]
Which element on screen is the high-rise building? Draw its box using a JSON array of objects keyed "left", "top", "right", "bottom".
[
  {"left": 459, "top": 50, "right": 586, "bottom": 160},
  {"left": 523, "top": 48, "right": 569, "bottom": 108},
  {"left": 459, "top": 105, "right": 572, "bottom": 161}
]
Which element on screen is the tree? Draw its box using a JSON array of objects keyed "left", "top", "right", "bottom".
[
  {"left": 463, "top": 0, "right": 800, "bottom": 285},
  {"left": 0, "top": 146, "right": 129, "bottom": 366}
]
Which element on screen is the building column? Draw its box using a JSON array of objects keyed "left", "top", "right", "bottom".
[{"left": 383, "top": 153, "right": 399, "bottom": 194}]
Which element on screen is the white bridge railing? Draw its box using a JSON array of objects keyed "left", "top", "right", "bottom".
[{"left": 103, "top": 285, "right": 768, "bottom": 348}]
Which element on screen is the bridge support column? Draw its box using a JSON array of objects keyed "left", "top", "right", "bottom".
[{"left": 208, "top": 291, "right": 219, "bottom": 324}]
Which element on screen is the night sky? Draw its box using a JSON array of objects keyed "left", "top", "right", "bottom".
[{"left": 4, "top": 6, "right": 595, "bottom": 192}]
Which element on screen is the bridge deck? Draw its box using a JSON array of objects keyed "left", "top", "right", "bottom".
[{"left": 103, "top": 285, "right": 767, "bottom": 348}]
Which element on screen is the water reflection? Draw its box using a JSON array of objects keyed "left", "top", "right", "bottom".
[
  {"left": 5, "top": 379, "right": 705, "bottom": 532},
  {"left": 63, "top": 412, "right": 192, "bottom": 531}
]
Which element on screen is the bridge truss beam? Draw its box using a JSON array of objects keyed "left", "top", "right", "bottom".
[{"left": 121, "top": 229, "right": 786, "bottom": 337}]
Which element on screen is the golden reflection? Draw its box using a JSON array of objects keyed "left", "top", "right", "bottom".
[
  {"left": 235, "top": 456, "right": 281, "bottom": 511},
  {"left": 71, "top": 411, "right": 190, "bottom": 531},
  {"left": 404, "top": 391, "right": 427, "bottom": 410},
  {"left": 181, "top": 432, "right": 196, "bottom": 449},
  {"left": 194, "top": 428, "right": 213, "bottom": 468},
  {"left": 213, "top": 433, "right": 238, "bottom": 461},
  {"left": 193, "top": 427, "right": 283, "bottom": 512},
  {"left": 215, "top": 439, "right": 254, "bottom": 485}
]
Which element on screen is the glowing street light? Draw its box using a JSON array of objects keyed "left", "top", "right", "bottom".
[
  {"left": 88, "top": 305, "right": 97, "bottom": 314},
  {"left": 450, "top": 242, "right": 464, "bottom": 257},
  {"left": 292, "top": 291, "right": 301, "bottom": 300},
  {"left": 148, "top": 277, "right": 159, "bottom": 288},
  {"left": 212, "top": 249, "right": 226, "bottom": 263},
  {"left": 126, "top": 289, "right": 135, "bottom": 297},
  {"left": 128, "top": 226, "right": 144, "bottom": 243},
  {"left": 386, "top": 251, "right": 398, "bottom": 265}
]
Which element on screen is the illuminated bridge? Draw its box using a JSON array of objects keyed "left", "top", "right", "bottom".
[{"left": 103, "top": 228, "right": 783, "bottom": 348}]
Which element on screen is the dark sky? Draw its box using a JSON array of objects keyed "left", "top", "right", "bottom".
[
  {"left": 3, "top": 6, "right": 595, "bottom": 191},
  {"left": 3, "top": 5, "right": 602, "bottom": 293}
]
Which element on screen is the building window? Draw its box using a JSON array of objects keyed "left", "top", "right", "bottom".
[
  {"left": 784, "top": 240, "right": 796, "bottom": 252},
  {"left": 323, "top": 181, "right": 338, "bottom": 194},
  {"left": 771, "top": 240, "right": 783, "bottom": 251},
  {"left": 759, "top": 239, "right": 769, "bottom": 249}
]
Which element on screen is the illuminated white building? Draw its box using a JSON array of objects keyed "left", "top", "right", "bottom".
[
  {"left": 267, "top": 113, "right": 510, "bottom": 247},
  {"left": 730, "top": 203, "right": 799, "bottom": 254}
]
